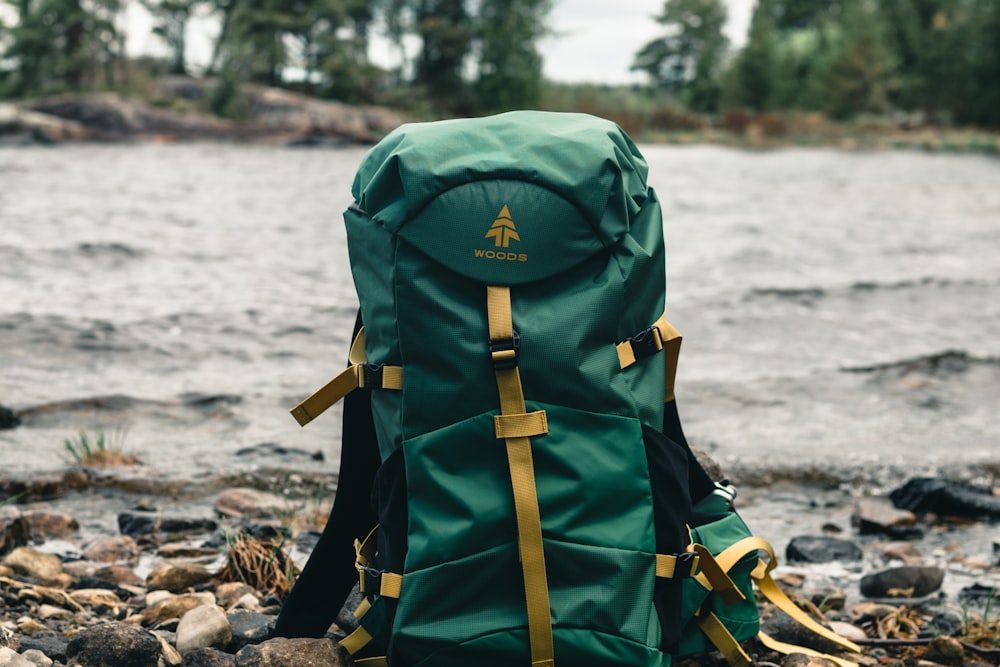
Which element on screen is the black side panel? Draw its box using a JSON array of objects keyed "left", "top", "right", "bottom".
[
  {"left": 642, "top": 423, "right": 692, "bottom": 648},
  {"left": 274, "top": 315, "right": 380, "bottom": 638},
  {"left": 371, "top": 446, "right": 408, "bottom": 665},
  {"left": 664, "top": 399, "right": 717, "bottom": 506}
]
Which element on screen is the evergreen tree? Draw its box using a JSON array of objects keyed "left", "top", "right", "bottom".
[
  {"left": 141, "top": 0, "right": 202, "bottom": 75},
  {"left": 474, "top": 0, "right": 550, "bottom": 112},
  {"left": 632, "top": 0, "right": 728, "bottom": 111}
]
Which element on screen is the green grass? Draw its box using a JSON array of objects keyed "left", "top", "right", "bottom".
[{"left": 63, "top": 428, "right": 139, "bottom": 467}]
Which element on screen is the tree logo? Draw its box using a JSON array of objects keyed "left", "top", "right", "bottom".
[{"left": 484, "top": 205, "right": 520, "bottom": 248}]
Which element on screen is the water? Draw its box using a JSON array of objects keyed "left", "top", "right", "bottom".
[{"left": 1, "top": 143, "right": 999, "bottom": 483}]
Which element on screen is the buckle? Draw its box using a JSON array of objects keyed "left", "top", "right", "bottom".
[
  {"left": 489, "top": 330, "right": 520, "bottom": 371},
  {"left": 359, "top": 565, "right": 385, "bottom": 595},
  {"left": 627, "top": 326, "right": 664, "bottom": 361},
  {"left": 676, "top": 551, "right": 699, "bottom": 578},
  {"left": 359, "top": 363, "right": 384, "bottom": 390}
]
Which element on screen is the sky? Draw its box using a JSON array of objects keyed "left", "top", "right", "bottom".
[{"left": 120, "top": 0, "right": 756, "bottom": 86}]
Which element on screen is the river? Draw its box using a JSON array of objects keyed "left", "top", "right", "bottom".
[{"left": 1, "top": 142, "right": 999, "bottom": 486}]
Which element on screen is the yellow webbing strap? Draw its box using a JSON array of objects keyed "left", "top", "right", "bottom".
[
  {"left": 655, "top": 553, "right": 700, "bottom": 578},
  {"left": 495, "top": 411, "right": 548, "bottom": 439},
  {"left": 758, "top": 631, "right": 858, "bottom": 667},
  {"left": 339, "top": 625, "right": 374, "bottom": 655},
  {"left": 353, "top": 597, "right": 372, "bottom": 619},
  {"left": 290, "top": 328, "right": 402, "bottom": 427},
  {"left": 353, "top": 659, "right": 389, "bottom": 667},
  {"left": 696, "top": 612, "right": 752, "bottom": 667},
  {"left": 486, "top": 285, "right": 555, "bottom": 667},
  {"left": 615, "top": 315, "right": 683, "bottom": 402},
  {"left": 691, "top": 543, "right": 746, "bottom": 605},
  {"left": 353, "top": 525, "right": 403, "bottom": 599}
]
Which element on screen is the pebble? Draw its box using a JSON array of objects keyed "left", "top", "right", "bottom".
[
  {"left": 82, "top": 535, "right": 141, "bottom": 564},
  {"left": 1, "top": 549, "right": 63, "bottom": 585},
  {"left": 146, "top": 563, "right": 214, "bottom": 593},
  {"left": 176, "top": 605, "right": 232, "bottom": 655}
]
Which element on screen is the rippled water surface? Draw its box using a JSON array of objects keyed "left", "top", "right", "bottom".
[{"left": 2, "top": 143, "right": 998, "bottom": 481}]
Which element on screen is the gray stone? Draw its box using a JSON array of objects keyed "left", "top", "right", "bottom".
[
  {"left": 64, "top": 623, "right": 161, "bottom": 667},
  {"left": 176, "top": 606, "right": 232, "bottom": 655},
  {"left": 786, "top": 535, "right": 862, "bottom": 563},
  {"left": 859, "top": 565, "right": 945, "bottom": 599},
  {"left": 225, "top": 611, "right": 274, "bottom": 652},
  {"left": 12, "top": 637, "right": 66, "bottom": 663},
  {"left": 21, "top": 649, "right": 53, "bottom": 667},
  {"left": 181, "top": 649, "right": 236, "bottom": 667},
  {"left": 234, "top": 637, "right": 345, "bottom": 667},
  {"left": 117, "top": 511, "right": 217, "bottom": 538},
  {"left": 852, "top": 497, "right": 922, "bottom": 539}
]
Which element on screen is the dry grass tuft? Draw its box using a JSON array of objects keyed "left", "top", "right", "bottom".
[{"left": 215, "top": 528, "right": 299, "bottom": 600}]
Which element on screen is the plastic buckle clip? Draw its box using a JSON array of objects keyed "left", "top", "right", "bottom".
[
  {"left": 676, "top": 551, "right": 700, "bottom": 578},
  {"left": 628, "top": 326, "right": 664, "bottom": 361},
  {"left": 489, "top": 330, "right": 520, "bottom": 371},
  {"left": 359, "top": 363, "right": 384, "bottom": 390}
]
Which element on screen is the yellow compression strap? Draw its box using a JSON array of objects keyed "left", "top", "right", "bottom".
[
  {"left": 290, "top": 327, "right": 402, "bottom": 426},
  {"left": 696, "top": 612, "right": 752, "bottom": 667},
  {"left": 655, "top": 553, "right": 700, "bottom": 578},
  {"left": 353, "top": 659, "right": 389, "bottom": 667},
  {"left": 758, "top": 631, "right": 858, "bottom": 667},
  {"left": 691, "top": 543, "right": 746, "bottom": 605},
  {"left": 354, "top": 525, "right": 403, "bottom": 599},
  {"left": 339, "top": 625, "right": 373, "bottom": 655},
  {"left": 616, "top": 315, "right": 683, "bottom": 402},
  {"left": 487, "top": 285, "right": 554, "bottom": 667}
]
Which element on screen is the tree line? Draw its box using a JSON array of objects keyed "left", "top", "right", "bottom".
[{"left": 1, "top": 0, "right": 998, "bottom": 127}]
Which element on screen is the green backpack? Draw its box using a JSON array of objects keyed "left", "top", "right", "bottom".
[{"left": 285, "top": 111, "right": 860, "bottom": 667}]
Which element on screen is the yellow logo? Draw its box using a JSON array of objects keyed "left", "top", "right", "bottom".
[{"left": 484, "top": 205, "right": 520, "bottom": 248}]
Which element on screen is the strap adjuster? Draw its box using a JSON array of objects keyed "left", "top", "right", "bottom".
[
  {"left": 676, "top": 551, "right": 699, "bottom": 578},
  {"left": 359, "top": 565, "right": 384, "bottom": 595},
  {"left": 359, "top": 363, "right": 384, "bottom": 390},
  {"left": 489, "top": 330, "right": 520, "bottom": 371},
  {"left": 626, "top": 326, "right": 664, "bottom": 361}
]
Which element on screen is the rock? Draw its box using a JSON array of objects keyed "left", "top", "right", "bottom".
[
  {"left": 2, "top": 547, "right": 64, "bottom": 584},
  {"left": 69, "top": 589, "right": 124, "bottom": 615},
  {"left": 233, "top": 443, "right": 323, "bottom": 462},
  {"left": 146, "top": 563, "right": 214, "bottom": 593},
  {"left": 859, "top": 565, "right": 945, "bottom": 599},
  {"left": 233, "top": 637, "right": 344, "bottom": 667},
  {"left": 83, "top": 536, "right": 141, "bottom": 564},
  {"left": 890, "top": 477, "right": 1000, "bottom": 520},
  {"left": 65, "top": 622, "right": 161, "bottom": 667},
  {"left": 780, "top": 654, "right": 838, "bottom": 667},
  {"left": 225, "top": 611, "right": 274, "bottom": 652},
  {"left": 924, "top": 608, "right": 965, "bottom": 637},
  {"left": 215, "top": 583, "right": 257, "bottom": 609},
  {"left": 157, "top": 635, "right": 183, "bottom": 666},
  {"left": 923, "top": 635, "right": 964, "bottom": 666},
  {"left": 176, "top": 606, "right": 232, "bottom": 655},
  {"left": 0, "top": 508, "right": 30, "bottom": 556},
  {"left": 874, "top": 541, "right": 923, "bottom": 564},
  {"left": 228, "top": 594, "right": 262, "bottom": 612},
  {"left": 761, "top": 613, "right": 846, "bottom": 656},
  {"left": 142, "top": 593, "right": 217, "bottom": 624},
  {"left": 35, "top": 605, "right": 72, "bottom": 621},
  {"left": 92, "top": 564, "right": 146, "bottom": 588},
  {"left": 0, "top": 103, "right": 93, "bottom": 142},
  {"left": 826, "top": 621, "right": 867, "bottom": 643},
  {"left": 214, "top": 489, "right": 292, "bottom": 521},
  {"left": 0, "top": 405, "right": 21, "bottom": 430},
  {"left": 14, "top": 620, "right": 48, "bottom": 636},
  {"left": 786, "top": 536, "right": 862, "bottom": 563},
  {"left": 118, "top": 511, "right": 217, "bottom": 538},
  {"left": 0, "top": 565, "right": 12, "bottom": 577},
  {"left": 181, "top": 648, "right": 236, "bottom": 667},
  {"left": 12, "top": 636, "right": 67, "bottom": 663},
  {"left": 0, "top": 647, "right": 35, "bottom": 667},
  {"left": 20, "top": 649, "right": 53, "bottom": 667},
  {"left": 852, "top": 498, "right": 922, "bottom": 539},
  {"left": 21, "top": 511, "right": 78, "bottom": 539}
]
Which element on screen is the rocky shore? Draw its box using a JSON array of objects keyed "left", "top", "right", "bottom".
[
  {"left": 0, "top": 78, "right": 407, "bottom": 146},
  {"left": 1, "top": 464, "right": 998, "bottom": 667}
]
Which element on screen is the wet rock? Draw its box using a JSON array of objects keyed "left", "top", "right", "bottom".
[
  {"left": 859, "top": 565, "right": 944, "bottom": 599},
  {"left": 761, "top": 613, "right": 846, "bottom": 656},
  {"left": 786, "top": 536, "right": 862, "bottom": 563},
  {"left": 0, "top": 647, "right": 35, "bottom": 667},
  {"left": 20, "top": 511, "right": 78, "bottom": 539},
  {"left": 0, "top": 509, "right": 30, "bottom": 556},
  {"left": 214, "top": 489, "right": 292, "bottom": 521},
  {"left": 82, "top": 536, "right": 140, "bottom": 564},
  {"left": 923, "top": 635, "right": 964, "bottom": 666},
  {"left": 118, "top": 511, "right": 217, "bottom": 538},
  {"left": 852, "top": 498, "right": 922, "bottom": 539},
  {"left": 234, "top": 443, "right": 323, "bottom": 462},
  {"left": 142, "top": 593, "right": 217, "bottom": 624},
  {"left": 225, "top": 611, "right": 274, "bottom": 652},
  {"left": 890, "top": 477, "right": 1000, "bottom": 520},
  {"left": 0, "top": 405, "right": 21, "bottom": 430},
  {"left": 2, "top": 547, "right": 63, "bottom": 584},
  {"left": 233, "top": 637, "right": 344, "bottom": 667},
  {"left": 65, "top": 622, "right": 161, "bottom": 667},
  {"left": 181, "top": 648, "right": 236, "bottom": 667},
  {"left": 176, "top": 605, "right": 232, "bottom": 655},
  {"left": 12, "top": 636, "right": 67, "bottom": 663},
  {"left": 146, "top": 563, "right": 213, "bottom": 593}
]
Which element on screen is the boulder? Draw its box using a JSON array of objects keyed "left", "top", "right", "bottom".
[
  {"left": 234, "top": 637, "right": 345, "bottom": 667},
  {"left": 859, "top": 565, "right": 944, "bottom": 599},
  {"left": 64, "top": 623, "right": 161, "bottom": 667}
]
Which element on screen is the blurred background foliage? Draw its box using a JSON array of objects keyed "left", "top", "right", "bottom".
[{"left": 1, "top": 0, "right": 998, "bottom": 131}]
